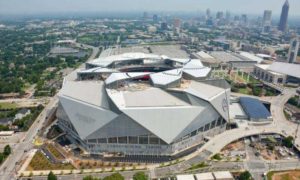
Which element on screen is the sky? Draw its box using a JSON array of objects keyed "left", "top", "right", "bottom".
[{"left": 0, "top": 0, "right": 299, "bottom": 16}]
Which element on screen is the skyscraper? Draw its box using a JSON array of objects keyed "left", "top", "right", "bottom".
[
  {"left": 287, "top": 37, "right": 299, "bottom": 63},
  {"left": 206, "top": 8, "right": 211, "bottom": 19},
  {"left": 226, "top": 11, "right": 231, "bottom": 22},
  {"left": 216, "top": 11, "right": 224, "bottom": 20},
  {"left": 173, "top": 18, "right": 181, "bottom": 28},
  {"left": 278, "top": 0, "right": 289, "bottom": 32},
  {"left": 143, "top": 12, "right": 148, "bottom": 19},
  {"left": 153, "top": 14, "right": 158, "bottom": 22},
  {"left": 241, "top": 14, "right": 248, "bottom": 25},
  {"left": 263, "top": 10, "right": 272, "bottom": 26}
]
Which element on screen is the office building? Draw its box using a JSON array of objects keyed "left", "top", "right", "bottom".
[
  {"left": 263, "top": 10, "right": 272, "bottom": 26},
  {"left": 278, "top": 0, "right": 289, "bottom": 32},
  {"left": 287, "top": 37, "right": 299, "bottom": 63}
]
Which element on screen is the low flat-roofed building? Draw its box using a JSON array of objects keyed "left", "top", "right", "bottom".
[
  {"left": 177, "top": 174, "right": 195, "bottom": 180},
  {"left": 213, "top": 171, "right": 234, "bottom": 180},
  {"left": 239, "top": 97, "right": 272, "bottom": 122},
  {"left": 229, "top": 102, "right": 248, "bottom": 120},
  {"left": 0, "top": 131, "right": 14, "bottom": 136},
  {"left": 256, "top": 53, "right": 272, "bottom": 60},
  {"left": 210, "top": 51, "right": 257, "bottom": 69},
  {"left": 195, "top": 172, "right": 215, "bottom": 180},
  {"left": 253, "top": 64, "right": 286, "bottom": 84},
  {"left": 191, "top": 51, "right": 221, "bottom": 67},
  {"left": 238, "top": 51, "right": 263, "bottom": 63},
  {"left": 267, "top": 62, "right": 300, "bottom": 84}
]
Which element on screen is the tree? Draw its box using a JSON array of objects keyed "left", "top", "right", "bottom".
[
  {"left": 83, "top": 175, "right": 100, "bottom": 180},
  {"left": 133, "top": 172, "right": 148, "bottom": 180},
  {"left": 3, "top": 145, "right": 11, "bottom": 157},
  {"left": 103, "top": 173, "right": 124, "bottom": 180},
  {"left": 239, "top": 171, "right": 252, "bottom": 180},
  {"left": 283, "top": 136, "right": 294, "bottom": 148},
  {"left": 48, "top": 171, "right": 57, "bottom": 180},
  {"left": 0, "top": 153, "right": 4, "bottom": 164}
]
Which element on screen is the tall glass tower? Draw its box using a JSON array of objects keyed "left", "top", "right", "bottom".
[{"left": 278, "top": 0, "right": 289, "bottom": 32}]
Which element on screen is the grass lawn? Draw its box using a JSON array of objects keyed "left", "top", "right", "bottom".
[
  {"left": 284, "top": 110, "right": 291, "bottom": 120},
  {"left": 28, "top": 151, "right": 74, "bottom": 171},
  {"left": 0, "top": 102, "right": 17, "bottom": 109},
  {"left": 237, "top": 71, "right": 260, "bottom": 84},
  {"left": 46, "top": 144, "right": 64, "bottom": 160},
  {"left": 186, "top": 162, "right": 209, "bottom": 171},
  {"left": 237, "top": 88, "right": 252, "bottom": 95}
]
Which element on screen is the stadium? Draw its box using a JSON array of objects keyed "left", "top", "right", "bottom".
[{"left": 57, "top": 52, "right": 231, "bottom": 156}]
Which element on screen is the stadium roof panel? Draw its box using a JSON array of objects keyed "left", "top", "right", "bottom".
[
  {"left": 124, "top": 88, "right": 190, "bottom": 107},
  {"left": 59, "top": 81, "right": 109, "bottom": 108},
  {"left": 150, "top": 68, "right": 182, "bottom": 86},
  {"left": 186, "top": 81, "right": 225, "bottom": 101},
  {"left": 183, "top": 67, "right": 211, "bottom": 79},
  {"left": 183, "top": 59, "right": 203, "bottom": 68}
]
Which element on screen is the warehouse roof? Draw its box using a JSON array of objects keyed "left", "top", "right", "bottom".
[
  {"left": 195, "top": 172, "right": 215, "bottom": 180},
  {"left": 267, "top": 62, "right": 300, "bottom": 79},
  {"left": 213, "top": 171, "right": 234, "bottom": 180},
  {"left": 176, "top": 174, "right": 195, "bottom": 180}
]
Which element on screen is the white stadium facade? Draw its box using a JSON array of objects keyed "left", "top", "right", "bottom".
[{"left": 57, "top": 52, "right": 231, "bottom": 156}]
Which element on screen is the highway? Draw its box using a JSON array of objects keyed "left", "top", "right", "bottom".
[{"left": 0, "top": 43, "right": 100, "bottom": 180}]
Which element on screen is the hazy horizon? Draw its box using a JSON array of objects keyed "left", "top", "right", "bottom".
[{"left": 1, "top": 0, "right": 300, "bottom": 17}]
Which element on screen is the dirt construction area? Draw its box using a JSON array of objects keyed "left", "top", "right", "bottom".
[
  {"left": 221, "top": 140, "right": 246, "bottom": 161},
  {"left": 271, "top": 170, "right": 300, "bottom": 180}
]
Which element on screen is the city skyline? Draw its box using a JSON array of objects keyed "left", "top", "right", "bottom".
[{"left": 0, "top": 0, "right": 300, "bottom": 16}]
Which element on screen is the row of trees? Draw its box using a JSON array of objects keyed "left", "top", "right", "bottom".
[
  {"left": 47, "top": 172, "right": 148, "bottom": 180},
  {"left": 13, "top": 105, "right": 44, "bottom": 131},
  {"left": 0, "top": 145, "right": 11, "bottom": 164}
]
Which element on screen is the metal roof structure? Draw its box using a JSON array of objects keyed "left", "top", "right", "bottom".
[
  {"left": 78, "top": 67, "right": 117, "bottom": 74},
  {"left": 239, "top": 97, "right": 271, "bottom": 121},
  {"left": 183, "top": 67, "right": 211, "bottom": 79},
  {"left": 267, "top": 62, "right": 300, "bottom": 79},
  {"left": 150, "top": 68, "right": 182, "bottom": 87},
  {"left": 195, "top": 173, "right": 215, "bottom": 180},
  {"left": 213, "top": 171, "right": 234, "bottom": 180},
  {"left": 58, "top": 51, "right": 230, "bottom": 145},
  {"left": 176, "top": 174, "right": 195, "bottom": 180},
  {"left": 238, "top": 51, "right": 263, "bottom": 63}
]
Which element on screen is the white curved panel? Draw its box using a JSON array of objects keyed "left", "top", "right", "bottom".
[{"left": 59, "top": 96, "right": 118, "bottom": 139}]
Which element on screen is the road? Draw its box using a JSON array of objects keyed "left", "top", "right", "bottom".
[
  {"left": 0, "top": 43, "right": 100, "bottom": 180},
  {"left": 0, "top": 97, "right": 58, "bottom": 180}
]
